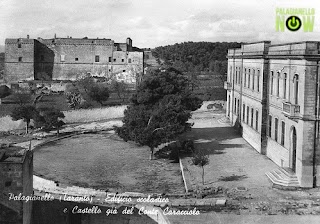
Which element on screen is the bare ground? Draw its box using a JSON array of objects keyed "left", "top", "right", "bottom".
[{"left": 33, "top": 132, "right": 185, "bottom": 194}]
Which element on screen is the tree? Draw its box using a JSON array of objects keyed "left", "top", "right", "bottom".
[
  {"left": 115, "top": 67, "right": 202, "bottom": 159},
  {"left": 11, "top": 92, "right": 32, "bottom": 105},
  {"left": 192, "top": 149, "right": 209, "bottom": 185},
  {"left": 110, "top": 80, "right": 129, "bottom": 102},
  {"left": 87, "top": 84, "right": 110, "bottom": 106},
  {"left": 76, "top": 74, "right": 95, "bottom": 93},
  {"left": 10, "top": 105, "right": 37, "bottom": 134},
  {"left": 34, "top": 107, "right": 65, "bottom": 135},
  {"left": 0, "top": 85, "right": 10, "bottom": 104}
]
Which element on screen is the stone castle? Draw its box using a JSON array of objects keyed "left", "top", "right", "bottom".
[{"left": 4, "top": 36, "right": 144, "bottom": 84}]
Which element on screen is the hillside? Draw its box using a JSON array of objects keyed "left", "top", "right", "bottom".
[
  {"left": 152, "top": 42, "right": 241, "bottom": 73},
  {"left": 151, "top": 42, "right": 241, "bottom": 101}
]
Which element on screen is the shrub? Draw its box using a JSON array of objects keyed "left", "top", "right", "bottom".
[
  {"left": 79, "top": 101, "right": 93, "bottom": 109},
  {"left": 0, "top": 85, "right": 11, "bottom": 104},
  {"left": 65, "top": 92, "right": 82, "bottom": 109},
  {"left": 87, "top": 84, "right": 110, "bottom": 106}
]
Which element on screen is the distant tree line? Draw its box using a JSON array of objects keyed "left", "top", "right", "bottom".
[{"left": 152, "top": 42, "right": 241, "bottom": 74}]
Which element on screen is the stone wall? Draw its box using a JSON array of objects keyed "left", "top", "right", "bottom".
[
  {"left": 5, "top": 39, "right": 35, "bottom": 82},
  {"left": 4, "top": 37, "right": 143, "bottom": 84}
]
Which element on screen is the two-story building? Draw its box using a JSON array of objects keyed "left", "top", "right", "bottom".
[{"left": 226, "top": 41, "right": 320, "bottom": 188}]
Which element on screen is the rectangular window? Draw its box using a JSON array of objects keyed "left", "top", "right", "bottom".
[
  {"left": 251, "top": 108, "right": 254, "bottom": 127},
  {"left": 234, "top": 99, "right": 237, "bottom": 114},
  {"left": 268, "top": 115, "right": 272, "bottom": 137},
  {"left": 95, "top": 55, "right": 100, "bottom": 62},
  {"left": 238, "top": 67, "right": 241, "bottom": 84},
  {"left": 248, "top": 69, "right": 251, "bottom": 88},
  {"left": 275, "top": 118, "right": 278, "bottom": 141},
  {"left": 235, "top": 67, "right": 238, "bottom": 84},
  {"left": 237, "top": 99, "right": 240, "bottom": 115},
  {"left": 18, "top": 43, "right": 21, "bottom": 48},
  {"left": 60, "top": 55, "right": 65, "bottom": 62},
  {"left": 244, "top": 68, "right": 247, "bottom": 87},
  {"left": 283, "top": 73, "right": 287, "bottom": 99},
  {"left": 123, "top": 70, "right": 126, "bottom": 72},
  {"left": 252, "top": 69, "right": 255, "bottom": 90},
  {"left": 128, "top": 58, "right": 132, "bottom": 63},
  {"left": 246, "top": 106, "right": 249, "bottom": 124},
  {"left": 114, "top": 58, "right": 116, "bottom": 62},
  {"left": 257, "top": 70, "right": 260, "bottom": 92},
  {"left": 122, "top": 59, "right": 124, "bottom": 62},
  {"left": 109, "top": 57, "right": 112, "bottom": 62},
  {"left": 243, "top": 104, "right": 245, "bottom": 121},
  {"left": 18, "top": 57, "right": 22, "bottom": 62},
  {"left": 277, "top": 72, "right": 280, "bottom": 97},
  {"left": 255, "top": 110, "right": 259, "bottom": 131},
  {"left": 281, "top": 121, "right": 285, "bottom": 146},
  {"left": 75, "top": 58, "right": 78, "bottom": 61},
  {"left": 270, "top": 71, "right": 274, "bottom": 95}
]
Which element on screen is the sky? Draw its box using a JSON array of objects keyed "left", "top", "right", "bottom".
[{"left": 0, "top": 0, "right": 319, "bottom": 48}]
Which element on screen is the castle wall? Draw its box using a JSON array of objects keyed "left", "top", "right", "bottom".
[{"left": 4, "top": 37, "right": 143, "bottom": 84}]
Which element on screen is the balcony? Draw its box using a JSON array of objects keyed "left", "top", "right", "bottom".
[
  {"left": 282, "top": 102, "right": 300, "bottom": 119},
  {"left": 224, "top": 81, "right": 232, "bottom": 91}
]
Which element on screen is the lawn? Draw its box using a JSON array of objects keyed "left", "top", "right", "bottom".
[{"left": 33, "top": 132, "right": 185, "bottom": 194}]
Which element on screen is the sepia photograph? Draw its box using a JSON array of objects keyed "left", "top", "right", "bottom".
[{"left": 0, "top": 0, "right": 320, "bottom": 223}]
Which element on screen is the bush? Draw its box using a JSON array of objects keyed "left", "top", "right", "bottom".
[
  {"left": 65, "top": 92, "right": 82, "bottom": 109},
  {"left": 87, "top": 84, "right": 109, "bottom": 106},
  {"left": 0, "top": 85, "right": 11, "bottom": 104},
  {"left": 79, "top": 101, "right": 93, "bottom": 109}
]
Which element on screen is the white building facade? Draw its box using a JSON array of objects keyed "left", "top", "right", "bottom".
[{"left": 226, "top": 41, "right": 320, "bottom": 187}]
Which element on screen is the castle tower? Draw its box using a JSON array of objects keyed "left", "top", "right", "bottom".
[{"left": 126, "top": 37, "right": 132, "bottom": 52}]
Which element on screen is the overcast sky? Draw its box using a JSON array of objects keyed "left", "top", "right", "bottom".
[{"left": 0, "top": 0, "right": 319, "bottom": 48}]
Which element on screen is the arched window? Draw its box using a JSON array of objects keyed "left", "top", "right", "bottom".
[{"left": 293, "top": 74, "right": 299, "bottom": 104}]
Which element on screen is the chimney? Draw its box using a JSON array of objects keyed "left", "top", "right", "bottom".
[
  {"left": 54, "top": 33, "right": 57, "bottom": 39},
  {"left": 27, "top": 35, "right": 29, "bottom": 39}
]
